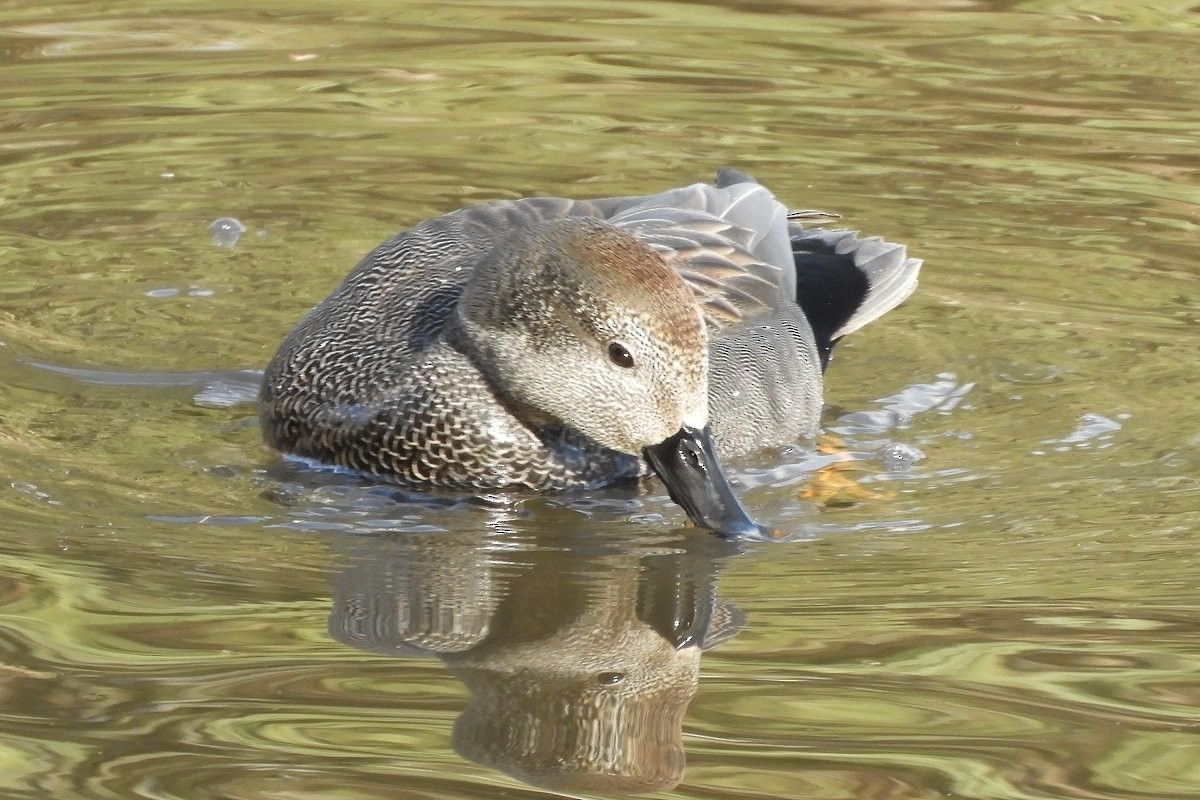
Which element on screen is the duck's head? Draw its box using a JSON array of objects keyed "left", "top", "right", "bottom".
[{"left": 453, "top": 216, "right": 775, "bottom": 540}]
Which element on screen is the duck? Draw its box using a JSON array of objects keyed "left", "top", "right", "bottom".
[{"left": 260, "top": 169, "right": 920, "bottom": 539}]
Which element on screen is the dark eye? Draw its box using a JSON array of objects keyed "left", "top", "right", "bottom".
[{"left": 607, "top": 342, "right": 635, "bottom": 368}]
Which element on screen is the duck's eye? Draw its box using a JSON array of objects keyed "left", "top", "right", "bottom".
[{"left": 607, "top": 342, "right": 635, "bottom": 368}]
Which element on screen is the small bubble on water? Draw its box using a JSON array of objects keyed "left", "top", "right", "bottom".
[
  {"left": 209, "top": 217, "right": 247, "bottom": 248},
  {"left": 878, "top": 442, "right": 924, "bottom": 471}
]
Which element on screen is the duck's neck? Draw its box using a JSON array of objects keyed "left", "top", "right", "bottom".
[{"left": 442, "top": 314, "right": 558, "bottom": 433}]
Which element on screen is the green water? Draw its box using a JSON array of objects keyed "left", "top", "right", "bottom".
[{"left": 1, "top": 1, "right": 1198, "bottom": 798}]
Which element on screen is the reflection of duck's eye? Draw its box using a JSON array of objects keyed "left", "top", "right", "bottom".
[
  {"left": 595, "top": 671, "right": 625, "bottom": 686},
  {"left": 607, "top": 342, "right": 635, "bottom": 369}
]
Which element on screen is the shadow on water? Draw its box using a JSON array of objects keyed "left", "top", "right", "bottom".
[{"left": 326, "top": 526, "right": 746, "bottom": 795}]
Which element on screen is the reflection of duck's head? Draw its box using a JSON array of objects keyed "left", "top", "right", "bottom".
[
  {"left": 325, "top": 529, "right": 743, "bottom": 794},
  {"left": 448, "top": 614, "right": 700, "bottom": 794}
]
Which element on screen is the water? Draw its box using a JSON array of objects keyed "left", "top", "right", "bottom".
[{"left": 2, "top": 1, "right": 1198, "bottom": 798}]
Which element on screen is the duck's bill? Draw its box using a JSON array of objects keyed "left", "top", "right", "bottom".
[{"left": 643, "top": 425, "right": 783, "bottom": 541}]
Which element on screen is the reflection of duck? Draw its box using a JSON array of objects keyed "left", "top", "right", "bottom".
[
  {"left": 329, "top": 530, "right": 743, "bottom": 793},
  {"left": 262, "top": 170, "right": 920, "bottom": 538}
]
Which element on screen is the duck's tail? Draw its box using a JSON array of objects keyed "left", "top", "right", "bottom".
[{"left": 788, "top": 224, "right": 922, "bottom": 371}]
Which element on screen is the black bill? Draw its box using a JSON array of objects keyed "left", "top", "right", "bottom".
[{"left": 643, "top": 424, "right": 781, "bottom": 541}]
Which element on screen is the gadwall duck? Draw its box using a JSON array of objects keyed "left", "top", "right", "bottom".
[{"left": 260, "top": 169, "right": 920, "bottom": 539}]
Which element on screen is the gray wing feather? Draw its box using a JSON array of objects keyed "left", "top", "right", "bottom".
[
  {"left": 442, "top": 178, "right": 796, "bottom": 334},
  {"left": 835, "top": 234, "right": 921, "bottom": 339},
  {"left": 590, "top": 181, "right": 793, "bottom": 331}
]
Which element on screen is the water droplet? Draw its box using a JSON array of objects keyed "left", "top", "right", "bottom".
[
  {"left": 595, "top": 671, "right": 625, "bottom": 686},
  {"left": 209, "top": 217, "right": 247, "bottom": 248}
]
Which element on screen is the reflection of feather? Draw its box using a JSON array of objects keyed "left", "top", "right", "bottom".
[{"left": 703, "top": 600, "right": 748, "bottom": 651}]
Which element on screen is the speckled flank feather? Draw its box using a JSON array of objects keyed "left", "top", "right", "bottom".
[{"left": 260, "top": 171, "right": 921, "bottom": 491}]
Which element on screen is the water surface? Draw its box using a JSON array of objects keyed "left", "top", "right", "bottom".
[{"left": 1, "top": 1, "right": 1198, "bottom": 798}]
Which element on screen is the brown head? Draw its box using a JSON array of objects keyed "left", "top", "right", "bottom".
[{"left": 453, "top": 216, "right": 709, "bottom": 454}]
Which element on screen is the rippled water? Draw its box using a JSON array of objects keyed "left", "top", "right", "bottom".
[{"left": 2, "top": 1, "right": 1198, "bottom": 798}]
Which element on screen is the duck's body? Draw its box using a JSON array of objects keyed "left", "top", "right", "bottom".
[{"left": 261, "top": 170, "right": 920, "bottom": 537}]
